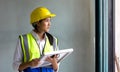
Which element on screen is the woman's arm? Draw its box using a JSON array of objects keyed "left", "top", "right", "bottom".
[
  {"left": 13, "top": 38, "right": 40, "bottom": 71},
  {"left": 18, "top": 61, "right": 30, "bottom": 71},
  {"left": 13, "top": 39, "right": 23, "bottom": 72},
  {"left": 18, "top": 58, "right": 40, "bottom": 71}
]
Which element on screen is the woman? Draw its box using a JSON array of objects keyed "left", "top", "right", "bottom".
[{"left": 13, "top": 7, "right": 59, "bottom": 72}]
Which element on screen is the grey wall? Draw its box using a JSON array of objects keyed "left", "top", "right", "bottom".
[{"left": 0, "top": 0, "right": 95, "bottom": 72}]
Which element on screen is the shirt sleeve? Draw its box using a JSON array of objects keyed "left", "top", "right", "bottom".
[{"left": 12, "top": 38, "right": 23, "bottom": 72}]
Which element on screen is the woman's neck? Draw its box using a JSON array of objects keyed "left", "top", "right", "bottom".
[{"left": 34, "top": 29, "right": 45, "bottom": 40}]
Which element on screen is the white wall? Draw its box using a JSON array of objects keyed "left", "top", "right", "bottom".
[{"left": 0, "top": 0, "right": 95, "bottom": 72}]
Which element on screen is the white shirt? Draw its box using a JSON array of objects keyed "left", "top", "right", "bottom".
[{"left": 13, "top": 31, "right": 59, "bottom": 72}]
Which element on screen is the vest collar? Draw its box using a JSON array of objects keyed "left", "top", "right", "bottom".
[{"left": 31, "top": 30, "right": 47, "bottom": 41}]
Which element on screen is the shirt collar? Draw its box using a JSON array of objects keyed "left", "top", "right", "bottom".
[{"left": 30, "top": 30, "right": 46, "bottom": 41}]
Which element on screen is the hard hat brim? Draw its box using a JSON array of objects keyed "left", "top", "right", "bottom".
[{"left": 47, "top": 13, "right": 56, "bottom": 18}]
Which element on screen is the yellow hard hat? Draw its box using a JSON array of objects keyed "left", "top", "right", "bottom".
[{"left": 30, "top": 7, "right": 56, "bottom": 24}]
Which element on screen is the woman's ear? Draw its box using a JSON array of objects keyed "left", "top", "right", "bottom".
[{"left": 36, "top": 22, "right": 40, "bottom": 27}]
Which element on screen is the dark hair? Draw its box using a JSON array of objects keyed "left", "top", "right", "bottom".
[
  {"left": 32, "top": 19, "right": 43, "bottom": 30},
  {"left": 32, "top": 23, "right": 37, "bottom": 30},
  {"left": 39, "top": 19, "right": 43, "bottom": 23}
]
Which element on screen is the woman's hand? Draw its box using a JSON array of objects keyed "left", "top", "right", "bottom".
[
  {"left": 46, "top": 55, "right": 58, "bottom": 63},
  {"left": 28, "top": 58, "right": 40, "bottom": 67},
  {"left": 46, "top": 55, "right": 58, "bottom": 71}
]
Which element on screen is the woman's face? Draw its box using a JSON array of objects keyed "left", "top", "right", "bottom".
[{"left": 37, "top": 17, "right": 51, "bottom": 32}]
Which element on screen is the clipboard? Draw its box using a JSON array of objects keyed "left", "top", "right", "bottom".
[{"left": 31, "top": 48, "right": 73, "bottom": 68}]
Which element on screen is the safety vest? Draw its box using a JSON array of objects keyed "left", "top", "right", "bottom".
[{"left": 19, "top": 32, "right": 58, "bottom": 72}]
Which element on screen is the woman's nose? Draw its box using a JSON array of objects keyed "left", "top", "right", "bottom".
[{"left": 48, "top": 22, "right": 51, "bottom": 26}]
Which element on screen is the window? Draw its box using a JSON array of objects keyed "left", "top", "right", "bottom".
[{"left": 95, "top": 0, "right": 114, "bottom": 72}]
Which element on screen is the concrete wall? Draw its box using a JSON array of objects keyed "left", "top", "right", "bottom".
[{"left": 0, "top": 0, "right": 95, "bottom": 72}]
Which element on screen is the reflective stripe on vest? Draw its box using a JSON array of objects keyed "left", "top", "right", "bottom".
[{"left": 19, "top": 33, "right": 58, "bottom": 63}]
